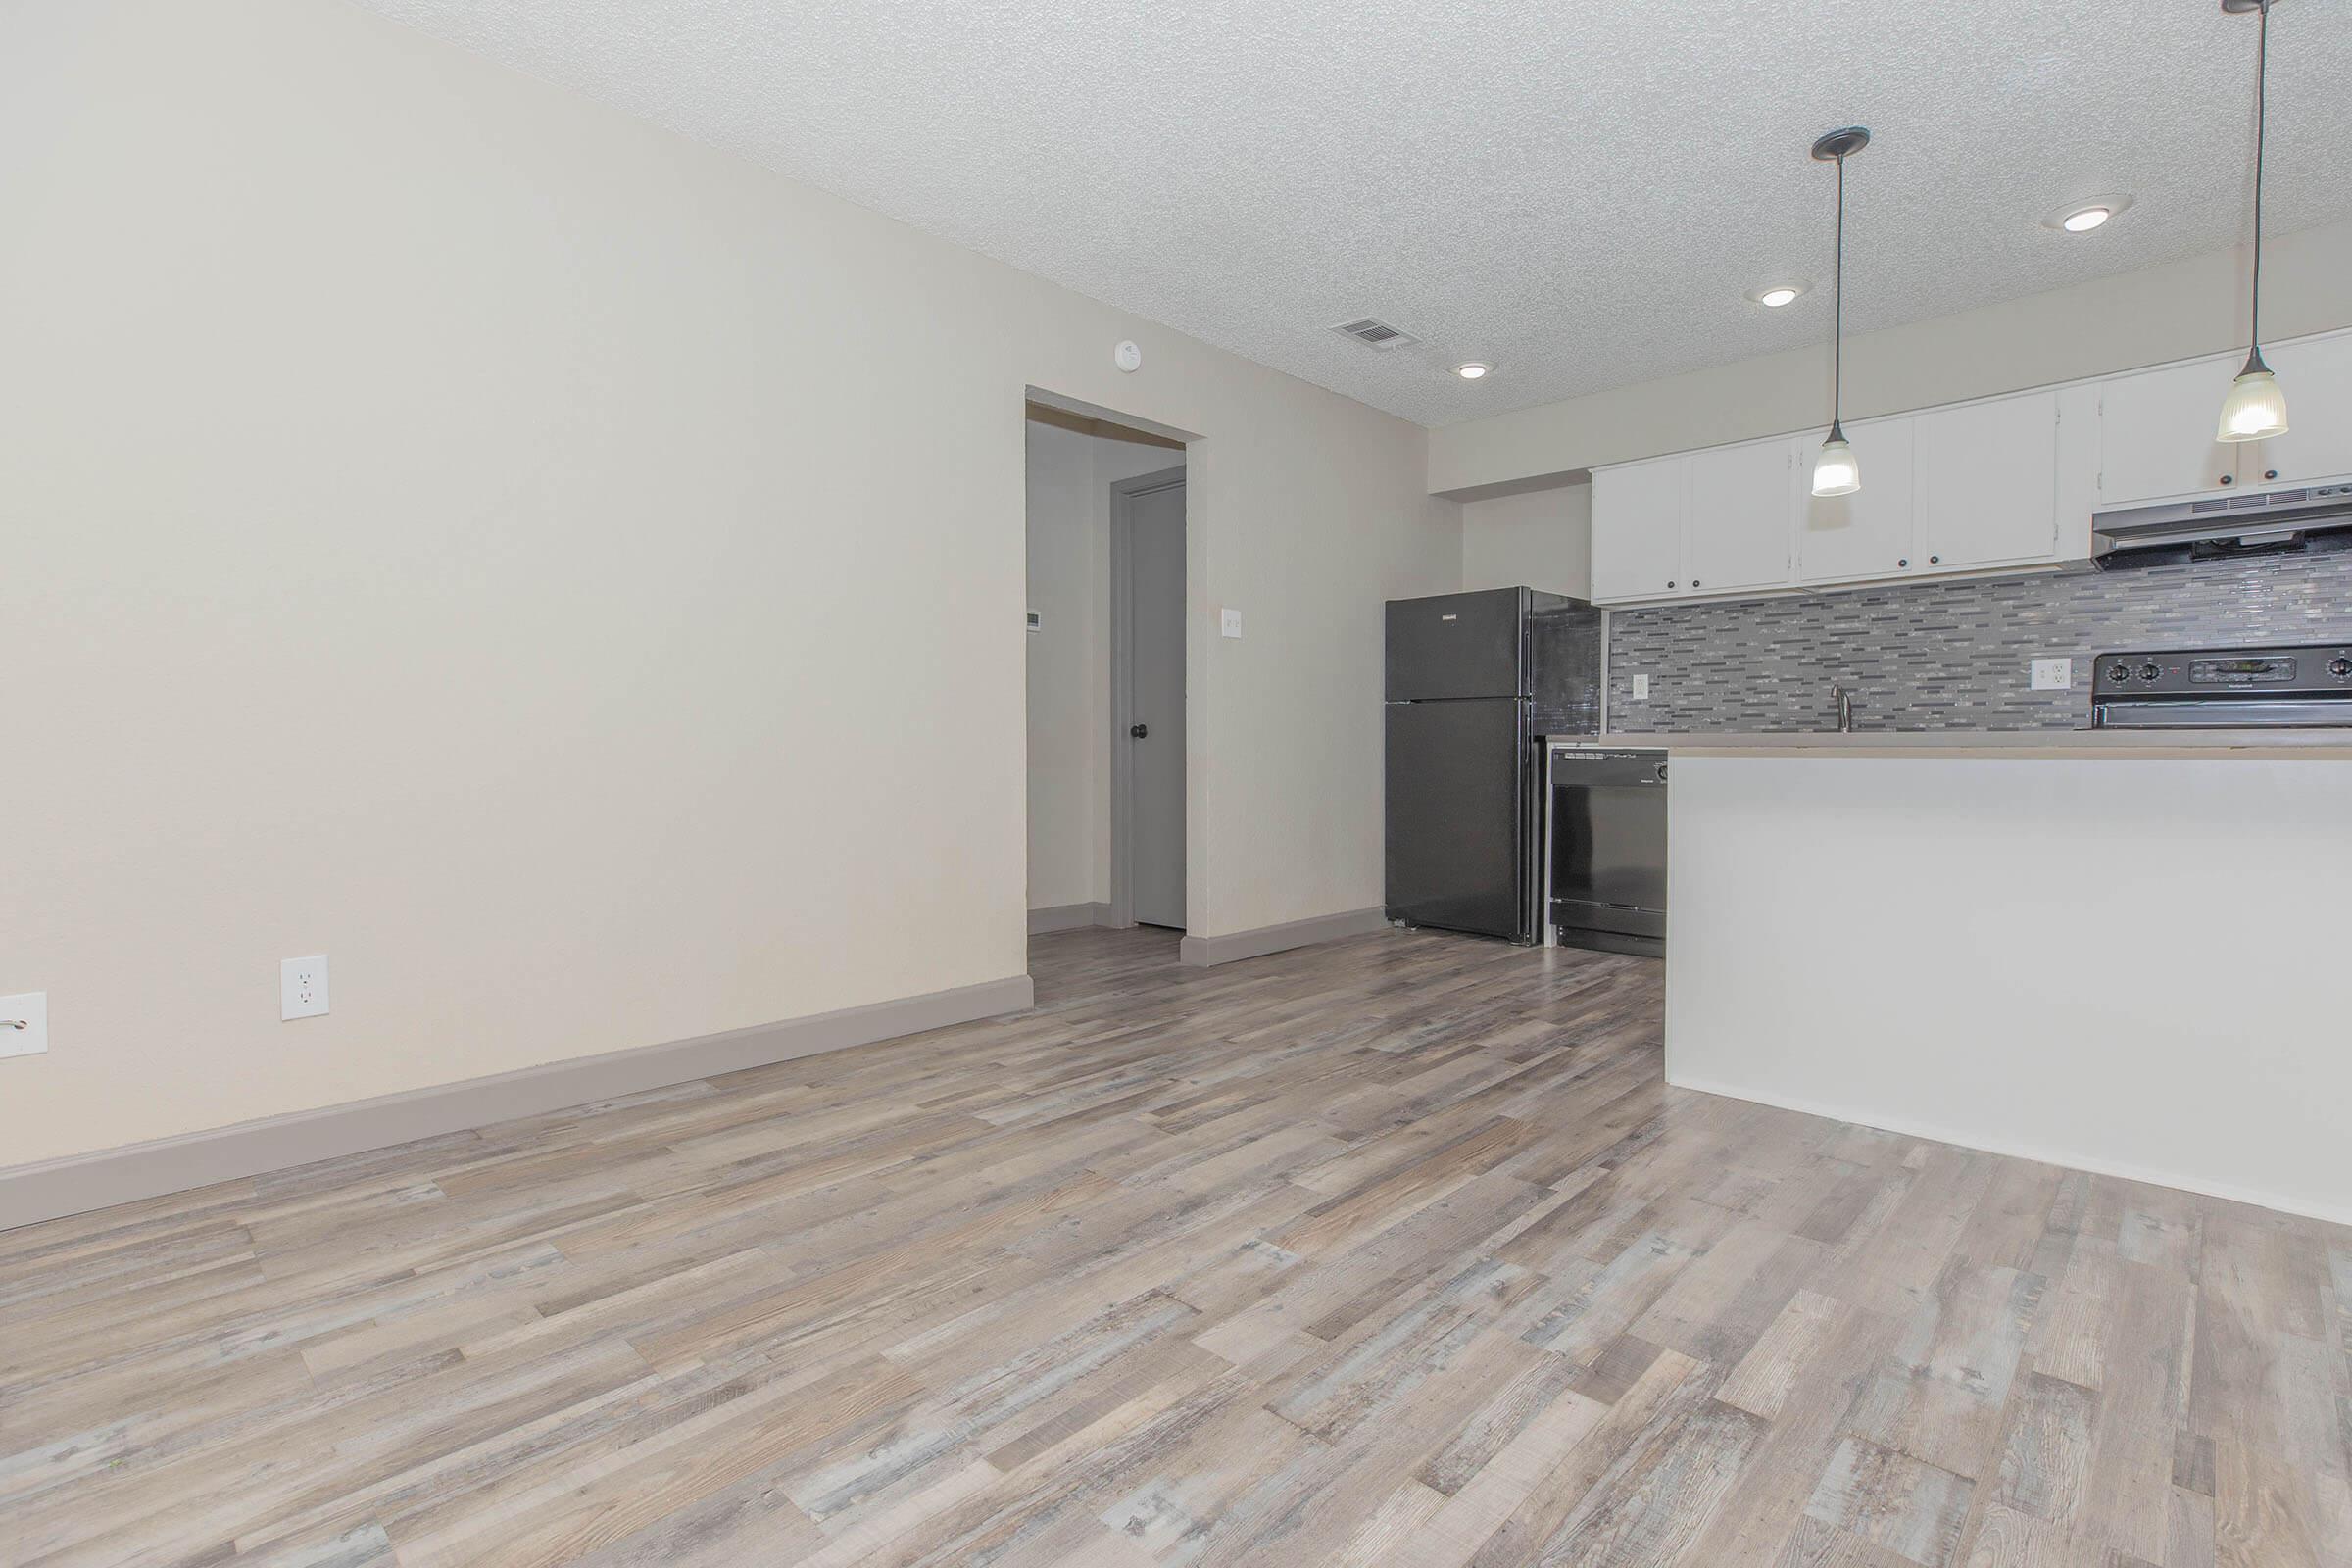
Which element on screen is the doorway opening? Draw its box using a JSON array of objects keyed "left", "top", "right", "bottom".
[{"left": 1023, "top": 398, "right": 1188, "bottom": 936}]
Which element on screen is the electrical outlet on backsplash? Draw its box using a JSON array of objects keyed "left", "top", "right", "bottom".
[{"left": 1605, "top": 551, "right": 2352, "bottom": 733}]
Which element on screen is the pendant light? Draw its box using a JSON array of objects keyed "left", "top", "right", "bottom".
[
  {"left": 2217, "top": 0, "right": 2288, "bottom": 441},
  {"left": 1810, "top": 127, "right": 1870, "bottom": 497}
]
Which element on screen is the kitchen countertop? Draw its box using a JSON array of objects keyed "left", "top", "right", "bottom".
[{"left": 1544, "top": 729, "right": 2352, "bottom": 758}]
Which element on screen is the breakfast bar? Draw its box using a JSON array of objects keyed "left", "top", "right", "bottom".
[{"left": 1632, "top": 731, "right": 2352, "bottom": 1226}]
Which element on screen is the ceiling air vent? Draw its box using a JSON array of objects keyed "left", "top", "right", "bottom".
[{"left": 1332, "top": 317, "right": 1419, "bottom": 350}]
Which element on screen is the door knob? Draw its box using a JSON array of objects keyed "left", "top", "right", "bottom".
[{"left": 1129, "top": 723, "right": 1149, "bottom": 739}]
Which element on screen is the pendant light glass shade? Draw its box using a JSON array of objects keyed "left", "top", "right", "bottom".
[
  {"left": 2218, "top": 359, "right": 2289, "bottom": 441},
  {"left": 1810, "top": 127, "right": 1869, "bottom": 496},
  {"left": 2219, "top": 0, "right": 2290, "bottom": 445},
  {"left": 1811, "top": 431, "right": 1861, "bottom": 497}
]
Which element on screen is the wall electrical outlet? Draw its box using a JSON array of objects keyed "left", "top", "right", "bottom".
[
  {"left": 0, "top": 993, "right": 47, "bottom": 1059},
  {"left": 281, "top": 956, "right": 330, "bottom": 1020},
  {"left": 1631, "top": 673, "right": 1651, "bottom": 701},
  {"left": 2031, "top": 658, "right": 2074, "bottom": 691},
  {"left": 1219, "top": 608, "right": 1243, "bottom": 639}
]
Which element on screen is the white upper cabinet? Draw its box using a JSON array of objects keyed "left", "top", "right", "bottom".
[
  {"left": 1916, "top": 390, "right": 2060, "bottom": 569},
  {"left": 1792, "top": 416, "right": 1916, "bottom": 585},
  {"left": 2096, "top": 357, "right": 2244, "bottom": 505},
  {"left": 2094, "top": 332, "right": 2352, "bottom": 506},
  {"left": 2249, "top": 335, "right": 2352, "bottom": 485},
  {"left": 1589, "top": 460, "right": 1685, "bottom": 602},
  {"left": 1682, "top": 440, "right": 1792, "bottom": 594},
  {"left": 1584, "top": 327, "right": 2349, "bottom": 608}
]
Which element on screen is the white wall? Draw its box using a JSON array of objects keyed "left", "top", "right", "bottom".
[
  {"left": 1024, "top": 422, "right": 1182, "bottom": 911},
  {"left": 1460, "top": 485, "right": 1591, "bottom": 599},
  {"left": 1433, "top": 219, "right": 2352, "bottom": 495},
  {"left": 0, "top": 0, "right": 1458, "bottom": 1169},
  {"left": 1665, "top": 755, "right": 2352, "bottom": 1227}
]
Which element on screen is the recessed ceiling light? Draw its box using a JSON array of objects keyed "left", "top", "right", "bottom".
[
  {"left": 2043, "top": 194, "right": 2133, "bottom": 233},
  {"left": 1746, "top": 284, "right": 1806, "bottom": 308},
  {"left": 1454, "top": 362, "right": 1492, "bottom": 380}
]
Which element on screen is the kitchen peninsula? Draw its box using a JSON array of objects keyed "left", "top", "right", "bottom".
[{"left": 1642, "top": 730, "right": 2352, "bottom": 1225}]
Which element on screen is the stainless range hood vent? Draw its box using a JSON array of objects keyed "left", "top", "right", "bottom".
[{"left": 2092, "top": 478, "right": 2352, "bottom": 569}]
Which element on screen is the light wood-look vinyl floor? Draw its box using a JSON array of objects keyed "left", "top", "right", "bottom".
[{"left": 3, "top": 927, "right": 2348, "bottom": 1568}]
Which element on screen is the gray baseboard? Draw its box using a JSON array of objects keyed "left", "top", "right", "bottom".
[
  {"left": 1027, "top": 901, "right": 1115, "bottom": 935},
  {"left": 1179, "top": 907, "right": 1391, "bottom": 967},
  {"left": 0, "top": 973, "right": 1035, "bottom": 1234}
]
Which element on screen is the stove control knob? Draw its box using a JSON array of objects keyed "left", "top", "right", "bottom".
[
  {"left": 2139, "top": 663, "right": 2161, "bottom": 682},
  {"left": 2331, "top": 658, "right": 2352, "bottom": 678},
  {"left": 2106, "top": 664, "right": 2132, "bottom": 684}
]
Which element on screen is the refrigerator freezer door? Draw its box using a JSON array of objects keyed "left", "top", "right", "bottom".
[
  {"left": 1385, "top": 697, "right": 1527, "bottom": 940},
  {"left": 1385, "top": 589, "right": 1526, "bottom": 702}
]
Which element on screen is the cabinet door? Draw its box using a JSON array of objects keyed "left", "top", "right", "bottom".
[
  {"left": 1793, "top": 416, "right": 1917, "bottom": 584},
  {"left": 1590, "top": 461, "right": 1685, "bottom": 602},
  {"left": 2248, "top": 335, "right": 2352, "bottom": 485},
  {"left": 1682, "top": 440, "right": 1791, "bottom": 594},
  {"left": 2098, "top": 358, "right": 2242, "bottom": 504},
  {"left": 1917, "top": 391, "right": 2060, "bottom": 569}
]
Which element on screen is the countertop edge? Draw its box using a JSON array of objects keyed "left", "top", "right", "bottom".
[{"left": 1544, "top": 730, "right": 2352, "bottom": 759}]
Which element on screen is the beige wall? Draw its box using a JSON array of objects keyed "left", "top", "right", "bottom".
[
  {"left": 1024, "top": 422, "right": 1182, "bottom": 910},
  {"left": 0, "top": 0, "right": 1458, "bottom": 1167},
  {"left": 1432, "top": 219, "right": 2352, "bottom": 496},
  {"left": 1460, "top": 486, "right": 1591, "bottom": 599}
]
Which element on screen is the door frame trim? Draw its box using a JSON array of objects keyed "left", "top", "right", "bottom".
[{"left": 1108, "top": 465, "right": 1189, "bottom": 930}]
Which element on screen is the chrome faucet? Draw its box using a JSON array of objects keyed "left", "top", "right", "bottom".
[{"left": 1833, "top": 685, "right": 1854, "bottom": 733}]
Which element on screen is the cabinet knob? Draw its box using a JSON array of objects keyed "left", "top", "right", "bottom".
[
  {"left": 1667, "top": 580, "right": 1677, "bottom": 589},
  {"left": 1929, "top": 555, "right": 1940, "bottom": 565},
  {"left": 1898, "top": 558, "right": 1909, "bottom": 568},
  {"left": 2221, "top": 474, "right": 2234, "bottom": 486},
  {"left": 1690, "top": 579, "right": 1702, "bottom": 588},
  {"left": 2266, "top": 469, "right": 2278, "bottom": 480}
]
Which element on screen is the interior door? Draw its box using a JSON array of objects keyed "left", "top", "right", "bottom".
[
  {"left": 1917, "top": 391, "right": 2060, "bottom": 568},
  {"left": 1125, "top": 478, "right": 1186, "bottom": 929},
  {"left": 1682, "top": 439, "right": 1791, "bottom": 593},
  {"left": 1793, "top": 416, "right": 1918, "bottom": 584},
  {"left": 1385, "top": 697, "right": 1525, "bottom": 940}
]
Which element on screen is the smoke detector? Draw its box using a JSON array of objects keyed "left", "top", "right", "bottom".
[{"left": 1331, "top": 317, "right": 1420, "bottom": 350}]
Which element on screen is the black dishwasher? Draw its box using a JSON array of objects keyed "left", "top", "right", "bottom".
[{"left": 1546, "top": 747, "right": 1668, "bottom": 957}]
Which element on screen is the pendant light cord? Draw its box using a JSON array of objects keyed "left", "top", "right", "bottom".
[
  {"left": 2250, "top": 0, "right": 2268, "bottom": 356},
  {"left": 1832, "top": 151, "right": 1846, "bottom": 433}
]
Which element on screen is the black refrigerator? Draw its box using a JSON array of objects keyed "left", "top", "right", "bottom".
[{"left": 1384, "top": 587, "right": 1603, "bottom": 943}]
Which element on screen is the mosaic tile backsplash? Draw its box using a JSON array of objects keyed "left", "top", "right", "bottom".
[{"left": 1605, "top": 549, "right": 2352, "bottom": 733}]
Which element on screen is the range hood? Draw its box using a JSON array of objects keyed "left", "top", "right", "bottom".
[{"left": 2092, "top": 477, "right": 2352, "bottom": 569}]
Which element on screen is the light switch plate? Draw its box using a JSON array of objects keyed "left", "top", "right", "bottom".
[
  {"left": 0, "top": 992, "right": 46, "bottom": 1059},
  {"left": 1219, "top": 608, "right": 1243, "bottom": 639},
  {"left": 1631, "top": 673, "right": 1651, "bottom": 701},
  {"left": 281, "top": 956, "right": 330, "bottom": 1020},
  {"left": 2031, "top": 658, "right": 2073, "bottom": 691}
]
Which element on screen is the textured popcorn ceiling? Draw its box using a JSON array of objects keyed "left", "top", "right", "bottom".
[{"left": 355, "top": 0, "right": 2352, "bottom": 427}]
